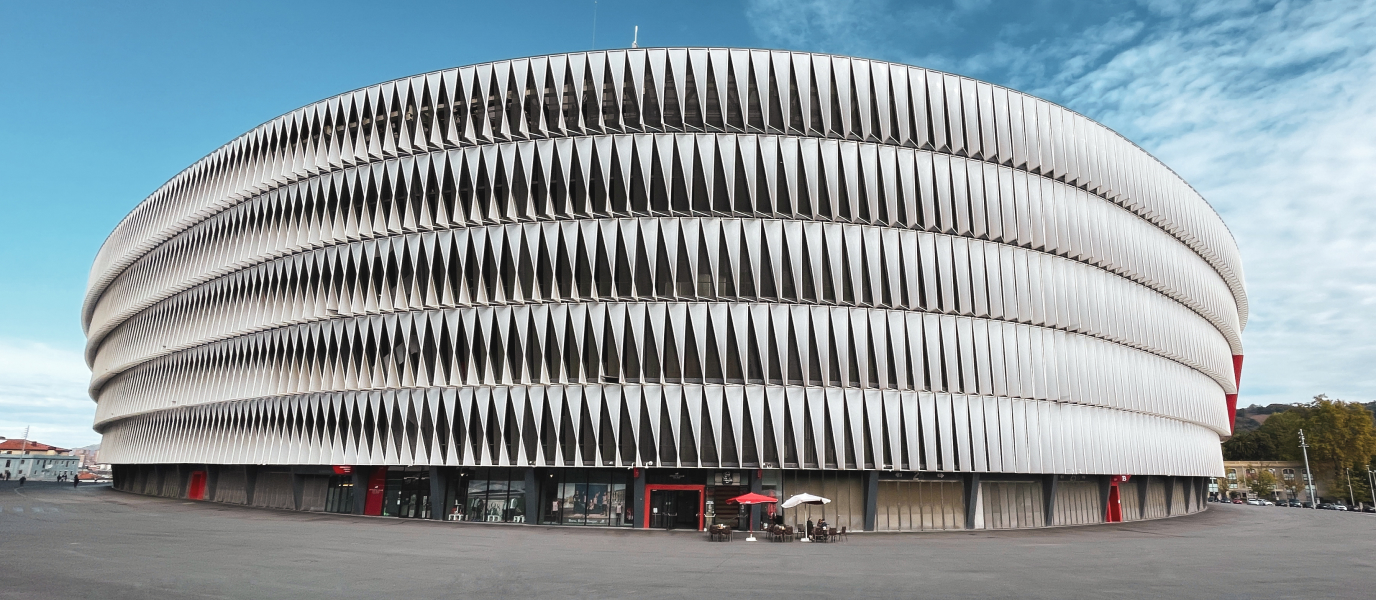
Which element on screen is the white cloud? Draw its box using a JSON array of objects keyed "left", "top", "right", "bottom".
[
  {"left": 0, "top": 338, "right": 99, "bottom": 448},
  {"left": 747, "top": 0, "right": 1376, "bottom": 406}
]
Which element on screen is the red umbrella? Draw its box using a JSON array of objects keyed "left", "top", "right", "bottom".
[
  {"left": 727, "top": 493, "right": 778, "bottom": 541},
  {"left": 727, "top": 492, "right": 779, "bottom": 505}
]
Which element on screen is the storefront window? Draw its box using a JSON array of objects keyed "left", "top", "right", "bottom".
[
  {"left": 444, "top": 468, "right": 527, "bottom": 523},
  {"left": 539, "top": 469, "right": 632, "bottom": 527}
]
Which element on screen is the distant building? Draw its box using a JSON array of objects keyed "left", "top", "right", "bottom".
[
  {"left": 72, "top": 447, "right": 102, "bottom": 469},
  {"left": 1218, "top": 461, "right": 1334, "bottom": 503},
  {"left": 0, "top": 439, "right": 81, "bottom": 481}
]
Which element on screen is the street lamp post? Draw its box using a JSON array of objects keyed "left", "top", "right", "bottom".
[
  {"left": 1346, "top": 467, "right": 1355, "bottom": 507},
  {"left": 1299, "top": 429, "right": 1317, "bottom": 507},
  {"left": 1367, "top": 466, "right": 1376, "bottom": 509}
]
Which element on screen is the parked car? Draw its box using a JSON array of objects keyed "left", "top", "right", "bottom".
[
  {"left": 1285, "top": 500, "right": 1304, "bottom": 508},
  {"left": 1245, "top": 499, "right": 1262, "bottom": 506},
  {"left": 1261, "top": 500, "right": 1275, "bottom": 506},
  {"left": 1362, "top": 506, "right": 1375, "bottom": 513},
  {"left": 1302, "top": 502, "right": 1314, "bottom": 508},
  {"left": 1333, "top": 504, "right": 1349, "bottom": 511},
  {"left": 1232, "top": 498, "right": 1245, "bottom": 504}
]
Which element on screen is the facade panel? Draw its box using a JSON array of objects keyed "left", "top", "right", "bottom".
[{"left": 86, "top": 49, "right": 1245, "bottom": 530}]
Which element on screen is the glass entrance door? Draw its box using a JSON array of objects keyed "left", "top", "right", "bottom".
[
  {"left": 382, "top": 466, "right": 431, "bottom": 519},
  {"left": 649, "top": 489, "right": 702, "bottom": 530}
]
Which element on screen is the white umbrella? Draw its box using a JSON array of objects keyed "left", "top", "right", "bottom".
[
  {"left": 780, "top": 494, "right": 831, "bottom": 541},
  {"left": 780, "top": 493, "right": 831, "bottom": 509}
]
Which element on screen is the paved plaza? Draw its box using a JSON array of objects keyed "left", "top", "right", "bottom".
[{"left": 2, "top": 481, "right": 1373, "bottom": 599}]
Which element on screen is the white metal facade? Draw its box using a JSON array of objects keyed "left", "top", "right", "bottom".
[{"left": 84, "top": 49, "right": 1245, "bottom": 477}]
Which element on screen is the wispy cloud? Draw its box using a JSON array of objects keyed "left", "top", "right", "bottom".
[
  {"left": 0, "top": 338, "right": 98, "bottom": 448},
  {"left": 746, "top": 0, "right": 1376, "bottom": 406}
]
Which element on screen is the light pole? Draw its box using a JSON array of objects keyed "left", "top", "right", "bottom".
[
  {"left": 1347, "top": 467, "right": 1355, "bottom": 507},
  {"left": 1367, "top": 466, "right": 1375, "bottom": 509},
  {"left": 1299, "top": 429, "right": 1317, "bottom": 507}
]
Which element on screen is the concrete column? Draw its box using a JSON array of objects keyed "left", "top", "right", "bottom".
[
  {"left": 633, "top": 468, "right": 647, "bottom": 528},
  {"left": 1138, "top": 475, "right": 1149, "bottom": 520},
  {"left": 863, "top": 471, "right": 879, "bottom": 531},
  {"left": 292, "top": 473, "right": 305, "bottom": 511},
  {"left": 243, "top": 466, "right": 259, "bottom": 506},
  {"left": 428, "top": 467, "right": 448, "bottom": 520},
  {"left": 1164, "top": 476, "right": 1175, "bottom": 516},
  {"left": 523, "top": 468, "right": 538, "bottom": 524},
  {"left": 1099, "top": 475, "right": 1113, "bottom": 522},
  {"left": 176, "top": 465, "right": 191, "bottom": 499},
  {"left": 964, "top": 473, "right": 982, "bottom": 529},
  {"left": 1043, "top": 474, "right": 1058, "bottom": 527},
  {"left": 206, "top": 465, "right": 221, "bottom": 502},
  {"left": 351, "top": 467, "right": 368, "bottom": 515}
]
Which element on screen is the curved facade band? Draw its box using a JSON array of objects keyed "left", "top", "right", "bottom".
[{"left": 89, "top": 49, "right": 1242, "bottom": 529}]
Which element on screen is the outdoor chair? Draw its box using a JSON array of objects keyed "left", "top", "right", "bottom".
[
  {"left": 837, "top": 526, "right": 849, "bottom": 542},
  {"left": 782, "top": 525, "right": 794, "bottom": 541},
  {"left": 828, "top": 527, "right": 838, "bottom": 542}
]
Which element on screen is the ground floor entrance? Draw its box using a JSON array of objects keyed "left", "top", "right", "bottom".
[
  {"left": 647, "top": 486, "right": 703, "bottom": 530},
  {"left": 379, "top": 466, "right": 431, "bottom": 519}
]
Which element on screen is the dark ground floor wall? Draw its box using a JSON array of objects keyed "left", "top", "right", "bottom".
[{"left": 112, "top": 465, "right": 1207, "bottom": 532}]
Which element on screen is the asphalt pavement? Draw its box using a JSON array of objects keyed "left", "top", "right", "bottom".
[{"left": 2, "top": 481, "right": 1373, "bottom": 599}]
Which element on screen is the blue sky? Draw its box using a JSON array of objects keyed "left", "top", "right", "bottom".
[{"left": 1, "top": 0, "right": 1372, "bottom": 447}]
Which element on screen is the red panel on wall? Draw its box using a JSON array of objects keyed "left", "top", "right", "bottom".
[
  {"left": 1226, "top": 355, "right": 1244, "bottom": 434},
  {"left": 186, "top": 470, "right": 207, "bottom": 500},
  {"left": 1105, "top": 480, "right": 1122, "bottom": 523},
  {"left": 363, "top": 467, "right": 387, "bottom": 516}
]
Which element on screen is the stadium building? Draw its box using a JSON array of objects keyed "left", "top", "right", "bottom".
[{"left": 86, "top": 49, "right": 1245, "bottom": 531}]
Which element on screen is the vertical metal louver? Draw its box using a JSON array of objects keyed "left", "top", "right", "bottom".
[{"left": 84, "top": 50, "right": 1245, "bottom": 478}]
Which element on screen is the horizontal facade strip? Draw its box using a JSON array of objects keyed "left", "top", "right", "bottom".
[
  {"left": 85, "top": 49, "right": 1245, "bottom": 333},
  {"left": 92, "top": 221, "right": 1233, "bottom": 396},
  {"left": 93, "top": 304, "right": 1230, "bottom": 434},
  {"left": 95, "top": 385, "right": 1227, "bottom": 477},
  {"left": 86, "top": 135, "right": 1240, "bottom": 360}
]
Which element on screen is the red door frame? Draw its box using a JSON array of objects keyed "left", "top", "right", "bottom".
[
  {"left": 186, "top": 470, "right": 207, "bottom": 500},
  {"left": 363, "top": 467, "right": 388, "bottom": 516},
  {"left": 1106, "top": 480, "right": 1123, "bottom": 523},
  {"left": 643, "top": 484, "right": 705, "bottom": 531}
]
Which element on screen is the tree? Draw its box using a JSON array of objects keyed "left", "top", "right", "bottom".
[
  {"left": 1257, "top": 409, "right": 1306, "bottom": 461},
  {"left": 1302, "top": 396, "right": 1376, "bottom": 490},
  {"left": 1222, "top": 429, "right": 1279, "bottom": 461},
  {"left": 1211, "top": 476, "right": 1234, "bottom": 499},
  {"left": 1248, "top": 467, "right": 1277, "bottom": 498}
]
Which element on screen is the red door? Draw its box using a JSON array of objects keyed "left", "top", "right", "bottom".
[
  {"left": 187, "top": 471, "right": 207, "bottom": 500},
  {"left": 363, "top": 467, "right": 387, "bottom": 516},
  {"left": 1106, "top": 480, "right": 1123, "bottom": 522}
]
